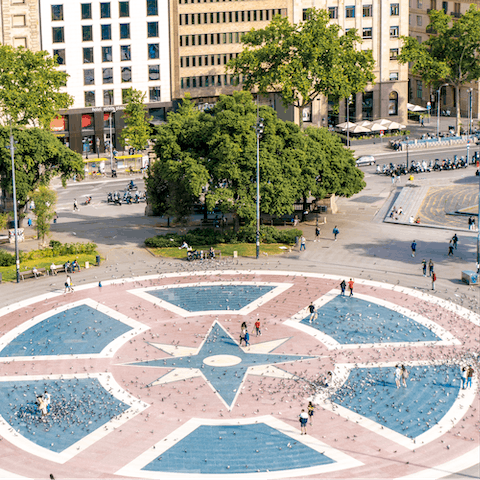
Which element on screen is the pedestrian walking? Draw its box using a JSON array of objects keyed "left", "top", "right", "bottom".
[
  {"left": 333, "top": 226, "right": 339, "bottom": 241},
  {"left": 315, "top": 227, "right": 320, "bottom": 241},
  {"left": 307, "top": 401, "right": 315, "bottom": 426},
  {"left": 411, "top": 240, "right": 417, "bottom": 257},
  {"left": 308, "top": 303, "right": 317, "bottom": 323},
  {"left": 466, "top": 365, "right": 474, "bottom": 388},
  {"left": 348, "top": 278, "right": 354, "bottom": 297},
  {"left": 64, "top": 275, "right": 73, "bottom": 294},
  {"left": 300, "top": 236, "right": 306, "bottom": 251},
  {"left": 432, "top": 272, "right": 436, "bottom": 290},
  {"left": 448, "top": 242, "right": 454, "bottom": 256},
  {"left": 27, "top": 218, "right": 32, "bottom": 227},
  {"left": 254, "top": 318, "right": 261, "bottom": 336},
  {"left": 421, "top": 259, "right": 427, "bottom": 277},
  {"left": 299, "top": 409, "right": 308, "bottom": 435},
  {"left": 468, "top": 216, "right": 475, "bottom": 230},
  {"left": 73, "top": 199, "right": 78, "bottom": 211},
  {"left": 401, "top": 365, "right": 409, "bottom": 387},
  {"left": 340, "top": 279, "right": 346, "bottom": 296},
  {"left": 428, "top": 259, "right": 434, "bottom": 277},
  {"left": 395, "top": 365, "right": 402, "bottom": 388},
  {"left": 461, "top": 366, "right": 467, "bottom": 389},
  {"left": 452, "top": 233, "right": 458, "bottom": 249}
]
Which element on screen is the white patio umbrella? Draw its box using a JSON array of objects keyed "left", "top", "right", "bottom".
[
  {"left": 407, "top": 103, "right": 427, "bottom": 112},
  {"left": 371, "top": 118, "right": 393, "bottom": 127},
  {"left": 369, "top": 123, "right": 385, "bottom": 132},
  {"left": 349, "top": 125, "right": 372, "bottom": 134},
  {"left": 336, "top": 121, "right": 357, "bottom": 129},
  {"left": 356, "top": 120, "right": 373, "bottom": 127},
  {"left": 386, "top": 121, "right": 402, "bottom": 130}
]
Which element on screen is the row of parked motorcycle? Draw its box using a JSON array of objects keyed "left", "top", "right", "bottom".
[
  {"left": 378, "top": 156, "right": 471, "bottom": 176},
  {"left": 107, "top": 183, "right": 146, "bottom": 205}
]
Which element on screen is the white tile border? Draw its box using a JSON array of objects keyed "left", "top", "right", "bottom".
[
  {"left": 0, "top": 298, "right": 149, "bottom": 362},
  {"left": 284, "top": 289, "right": 461, "bottom": 350},
  {"left": 0, "top": 372, "right": 149, "bottom": 464},
  {"left": 126, "top": 282, "right": 293, "bottom": 317},
  {"left": 316, "top": 360, "right": 478, "bottom": 450},
  {"left": 115, "top": 415, "right": 363, "bottom": 479}
]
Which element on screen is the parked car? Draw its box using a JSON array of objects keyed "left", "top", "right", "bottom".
[{"left": 356, "top": 155, "right": 376, "bottom": 166}]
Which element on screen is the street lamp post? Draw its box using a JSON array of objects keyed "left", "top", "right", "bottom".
[
  {"left": 436, "top": 83, "right": 449, "bottom": 138},
  {"left": 468, "top": 88, "right": 473, "bottom": 135},
  {"left": 405, "top": 136, "right": 409, "bottom": 171},
  {"left": 254, "top": 116, "right": 264, "bottom": 260},
  {"left": 108, "top": 109, "right": 116, "bottom": 171},
  {"left": 8, "top": 122, "right": 20, "bottom": 283},
  {"left": 346, "top": 96, "right": 352, "bottom": 148}
]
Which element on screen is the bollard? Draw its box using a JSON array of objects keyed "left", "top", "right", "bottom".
[
  {"left": 85, "top": 261, "right": 89, "bottom": 269},
  {"left": 233, "top": 251, "right": 237, "bottom": 258},
  {"left": 96, "top": 255, "right": 101, "bottom": 266}
]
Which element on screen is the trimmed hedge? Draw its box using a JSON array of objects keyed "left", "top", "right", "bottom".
[
  {"left": 0, "top": 250, "right": 16, "bottom": 267},
  {"left": 145, "top": 227, "right": 302, "bottom": 249}
]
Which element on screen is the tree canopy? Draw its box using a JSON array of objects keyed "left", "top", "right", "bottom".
[
  {"left": 227, "top": 9, "right": 375, "bottom": 126},
  {"left": 120, "top": 88, "right": 152, "bottom": 152},
  {"left": 0, "top": 46, "right": 72, "bottom": 128},
  {"left": 0, "top": 127, "right": 84, "bottom": 209},
  {"left": 398, "top": 5, "right": 480, "bottom": 134},
  {"left": 147, "top": 91, "right": 365, "bottom": 224}
]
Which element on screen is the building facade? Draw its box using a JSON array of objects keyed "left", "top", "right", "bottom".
[
  {"left": 408, "top": 0, "right": 480, "bottom": 124},
  {"left": 0, "top": 0, "right": 40, "bottom": 50},
  {"left": 38, "top": 0, "right": 171, "bottom": 154}
]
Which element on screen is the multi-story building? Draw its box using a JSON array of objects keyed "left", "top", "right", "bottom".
[
  {"left": 0, "top": 0, "right": 40, "bottom": 51},
  {"left": 408, "top": 0, "right": 480, "bottom": 124},
  {"left": 38, "top": 0, "right": 171, "bottom": 154}
]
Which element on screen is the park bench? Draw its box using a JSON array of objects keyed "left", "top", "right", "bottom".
[
  {"left": 20, "top": 267, "right": 46, "bottom": 280},
  {"left": 49, "top": 264, "right": 66, "bottom": 275},
  {"left": 186, "top": 250, "right": 221, "bottom": 261}
]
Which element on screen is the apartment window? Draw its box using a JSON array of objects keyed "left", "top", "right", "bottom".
[
  {"left": 12, "top": 15, "right": 26, "bottom": 27},
  {"left": 302, "top": 9, "right": 308, "bottom": 20},
  {"left": 390, "top": 26, "right": 399, "bottom": 37},
  {"left": 119, "top": 1, "right": 129, "bottom": 17},
  {"left": 362, "top": 27, "right": 372, "bottom": 39},
  {"left": 149, "top": 65, "right": 160, "bottom": 81},
  {"left": 149, "top": 86, "right": 161, "bottom": 102},
  {"left": 84, "top": 91, "right": 95, "bottom": 107},
  {"left": 363, "top": 5, "right": 372, "bottom": 17},
  {"left": 104, "top": 89, "right": 114, "bottom": 106},
  {"left": 362, "top": 91, "right": 373, "bottom": 120},
  {"left": 454, "top": 2, "right": 460, "bottom": 15},
  {"left": 120, "top": 23, "right": 130, "bottom": 39},
  {"left": 51, "top": 5, "right": 63, "bottom": 21},
  {"left": 101, "top": 24, "right": 111, "bottom": 40},
  {"left": 52, "top": 27, "right": 64, "bottom": 43},
  {"left": 390, "top": 48, "right": 399, "bottom": 59},
  {"left": 147, "top": 0, "right": 158, "bottom": 16},
  {"left": 100, "top": 3, "right": 111, "bottom": 18},
  {"left": 83, "top": 69, "right": 94, "bottom": 85},
  {"left": 417, "top": 0, "right": 423, "bottom": 7},
  {"left": 417, "top": 15, "right": 422, "bottom": 25},
  {"left": 148, "top": 43, "right": 159, "bottom": 59},
  {"left": 53, "top": 49, "right": 66, "bottom": 65},
  {"left": 328, "top": 7, "right": 338, "bottom": 19},
  {"left": 103, "top": 67, "right": 113, "bottom": 83},
  {"left": 390, "top": 3, "right": 399, "bottom": 15},
  {"left": 430, "top": 0, "right": 437, "bottom": 8},
  {"left": 147, "top": 22, "right": 158, "bottom": 37},
  {"left": 121, "top": 66, "right": 132, "bottom": 82},
  {"left": 102, "top": 46, "right": 112, "bottom": 62},
  {"left": 120, "top": 45, "right": 131, "bottom": 61},
  {"left": 416, "top": 80, "right": 423, "bottom": 98},
  {"left": 83, "top": 47, "right": 93, "bottom": 62},
  {"left": 417, "top": 35, "right": 422, "bottom": 43},
  {"left": 442, "top": 1, "right": 448, "bottom": 13},
  {"left": 82, "top": 25, "right": 93, "bottom": 42},
  {"left": 389, "top": 72, "right": 399, "bottom": 81},
  {"left": 345, "top": 6, "right": 355, "bottom": 18},
  {"left": 81, "top": 3, "right": 92, "bottom": 19},
  {"left": 122, "top": 89, "right": 130, "bottom": 103},
  {"left": 388, "top": 91, "right": 398, "bottom": 115}
]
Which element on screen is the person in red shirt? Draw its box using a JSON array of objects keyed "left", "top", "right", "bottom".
[
  {"left": 348, "top": 278, "right": 354, "bottom": 297},
  {"left": 254, "top": 319, "right": 261, "bottom": 336}
]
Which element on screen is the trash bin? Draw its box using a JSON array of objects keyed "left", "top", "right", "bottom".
[
  {"left": 96, "top": 255, "right": 101, "bottom": 266},
  {"left": 85, "top": 261, "right": 89, "bottom": 269}
]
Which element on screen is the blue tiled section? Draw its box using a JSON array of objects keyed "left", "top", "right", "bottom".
[
  {"left": 0, "top": 305, "right": 132, "bottom": 356},
  {"left": 0, "top": 378, "right": 130, "bottom": 453},
  {"left": 132, "top": 323, "right": 312, "bottom": 408},
  {"left": 330, "top": 365, "right": 460, "bottom": 438},
  {"left": 147, "top": 285, "right": 276, "bottom": 312},
  {"left": 142, "top": 423, "right": 334, "bottom": 473},
  {"left": 303, "top": 295, "right": 440, "bottom": 344}
]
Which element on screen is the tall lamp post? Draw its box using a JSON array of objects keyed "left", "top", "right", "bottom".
[
  {"left": 108, "top": 109, "right": 116, "bottom": 171},
  {"left": 405, "top": 136, "right": 410, "bottom": 171},
  {"left": 254, "top": 116, "right": 264, "bottom": 260},
  {"left": 436, "top": 83, "right": 449, "bottom": 137},
  {"left": 346, "top": 95, "right": 352, "bottom": 147},
  {"left": 8, "top": 122, "right": 20, "bottom": 283}
]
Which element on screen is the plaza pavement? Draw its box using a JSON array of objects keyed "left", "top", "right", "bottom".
[{"left": 0, "top": 128, "right": 479, "bottom": 479}]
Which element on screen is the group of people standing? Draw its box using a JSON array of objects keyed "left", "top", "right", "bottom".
[
  {"left": 36, "top": 390, "right": 51, "bottom": 417},
  {"left": 239, "top": 319, "right": 262, "bottom": 347}
]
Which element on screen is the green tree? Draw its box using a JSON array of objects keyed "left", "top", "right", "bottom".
[
  {"left": 227, "top": 9, "right": 375, "bottom": 127},
  {"left": 0, "top": 127, "right": 84, "bottom": 210},
  {"left": 120, "top": 88, "right": 152, "bottom": 152},
  {"left": 398, "top": 5, "right": 480, "bottom": 135},
  {"left": 148, "top": 91, "right": 364, "bottom": 225},
  {"left": 0, "top": 212, "right": 10, "bottom": 232},
  {"left": 31, "top": 186, "right": 57, "bottom": 244},
  {"left": 0, "top": 46, "right": 72, "bottom": 128}
]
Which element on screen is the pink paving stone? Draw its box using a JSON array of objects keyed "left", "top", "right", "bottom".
[{"left": 0, "top": 272, "right": 478, "bottom": 479}]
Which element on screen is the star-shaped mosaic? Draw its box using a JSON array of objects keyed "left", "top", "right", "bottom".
[{"left": 128, "top": 322, "right": 314, "bottom": 409}]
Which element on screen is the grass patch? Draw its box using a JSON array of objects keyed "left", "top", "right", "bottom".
[
  {"left": 147, "top": 243, "right": 291, "bottom": 259},
  {"left": 0, "top": 253, "right": 99, "bottom": 282}
]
